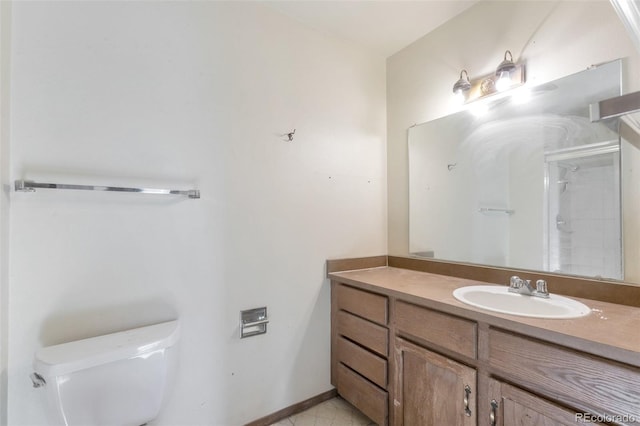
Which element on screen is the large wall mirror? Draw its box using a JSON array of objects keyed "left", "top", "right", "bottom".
[{"left": 409, "top": 59, "right": 640, "bottom": 284}]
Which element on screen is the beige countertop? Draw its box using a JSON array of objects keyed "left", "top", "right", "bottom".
[{"left": 329, "top": 266, "right": 640, "bottom": 368}]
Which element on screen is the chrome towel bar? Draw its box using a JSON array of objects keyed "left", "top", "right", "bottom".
[
  {"left": 14, "top": 180, "right": 200, "bottom": 199},
  {"left": 478, "top": 207, "right": 514, "bottom": 215}
]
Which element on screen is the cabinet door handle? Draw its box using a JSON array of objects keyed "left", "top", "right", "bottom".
[
  {"left": 463, "top": 385, "right": 472, "bottom": 417},
  {"left": 490, "top": 399, "right": 498, "bottom": 426}
]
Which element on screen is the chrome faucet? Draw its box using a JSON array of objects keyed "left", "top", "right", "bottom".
[{"left": 508, "top": 276, "right": 549, "bottom": 298}]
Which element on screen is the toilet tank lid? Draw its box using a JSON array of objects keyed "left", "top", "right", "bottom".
[{"left": 33, "top": 320, "right": 180, "bottom": 377}]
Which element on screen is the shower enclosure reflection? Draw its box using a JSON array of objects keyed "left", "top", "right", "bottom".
[
  {"left": 545, "top": 142, "right": 621, "bottom": 279},
  {"left": 409, "top": 60, "right": 625, "bottom": 281}
]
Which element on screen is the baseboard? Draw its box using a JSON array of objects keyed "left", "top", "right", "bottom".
[{"left": 245, "top": 389, "right": 338, "bottom": 426}]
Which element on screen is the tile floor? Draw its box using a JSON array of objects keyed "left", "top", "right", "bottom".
[{"left": 269, "top": 397, "right": 376, "bottom": 426}]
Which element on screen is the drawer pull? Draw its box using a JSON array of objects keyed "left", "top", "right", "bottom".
[
  {"left": 464, "top": 385, "right": 472, "bottom": 417},
  {"left": 490, "top": 399, "right": 498, "bottom": 426}
]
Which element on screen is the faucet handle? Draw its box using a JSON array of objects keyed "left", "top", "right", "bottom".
[
  {"left": 510, "top": 276, "right": 521, "bottom": 288},
  {"left": 535, "top": 279, "right": 549, "bottom": 297}
]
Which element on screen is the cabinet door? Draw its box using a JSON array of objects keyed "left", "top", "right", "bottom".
[
  {"left": 487, "top": 378, "right": 606, "bottom": 426},
  {"left": 394, "top": 338, "right": 476, "bottom": 426}
]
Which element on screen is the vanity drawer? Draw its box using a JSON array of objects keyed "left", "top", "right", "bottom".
[
  {"left": 394, "top": 301, "right": 477, "bottom": 359},
  {"left": 337, "top": 363, "right": 388, "bottom": 426},
  {"left": 337, "top": 311, "right": 388, "bottom": 357},
  {"left": 337, "top": 336, "right": 387, "bottom": 389},
  {"left": 336, "top": 284, "right": 388, "bottom": 325},
  {"left": 489, "top": 328, "right": 640, "bottom": 420}
]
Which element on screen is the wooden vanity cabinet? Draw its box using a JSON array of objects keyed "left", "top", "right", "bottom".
[
  {"left": 392, "top": 301, "right": 478, "bottom": 426},
  {"left": 486, "top": 328, "right": 640, "bottom": 426},
  {"left": 393, "top": 337, "right": 476, "bottom": 426},
  {"left": 331, "top": 282, "right": 389, "bottom": 426},
  {"left": 486, "top": 379, "right": 606, "bottom": 426},
  {"left": 330, "top": 276, "right": 640, "bottom": 426}
]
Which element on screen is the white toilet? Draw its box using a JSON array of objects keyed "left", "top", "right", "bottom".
[{"left": 32, "top": 320, "right": 180, "bottom": 426}]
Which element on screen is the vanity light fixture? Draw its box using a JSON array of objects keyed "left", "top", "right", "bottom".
[
  {"left": 453, "top": 50, "right": 525, "bottom": 104},
  {"left": 495, "top": 50, "right": 516, "bottom": 92},
  {"left": 452, "top": 69, "right": 471, "bottom": 103}
]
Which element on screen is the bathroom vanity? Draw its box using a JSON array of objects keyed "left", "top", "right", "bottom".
[{"left": 328, "top": 257, "right": 640, "bottom": 426}]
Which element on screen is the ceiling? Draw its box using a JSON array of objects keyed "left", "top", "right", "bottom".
[{"left": 265, "top": 1, "right": 479, "bottom": 58}]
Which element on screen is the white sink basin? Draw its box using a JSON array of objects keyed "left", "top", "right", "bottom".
[{"left": 452, "top": 285, "right": 590, "bottom": 319}]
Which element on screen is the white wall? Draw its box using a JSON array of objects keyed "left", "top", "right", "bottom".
[
  {"left": 388, "top": 0, "right": 640, "bottom": 257},
  {"left": 7, "top": 2, "right": 386, "bottom": 425}
]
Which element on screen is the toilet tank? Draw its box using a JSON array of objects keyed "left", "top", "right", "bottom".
[{"left": 33, "top": 320, "right": 180, "bottom": 426}]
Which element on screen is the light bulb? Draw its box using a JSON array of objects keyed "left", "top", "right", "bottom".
[{"left": 495, "top": 72, "right": 511, "bottom": 92}]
